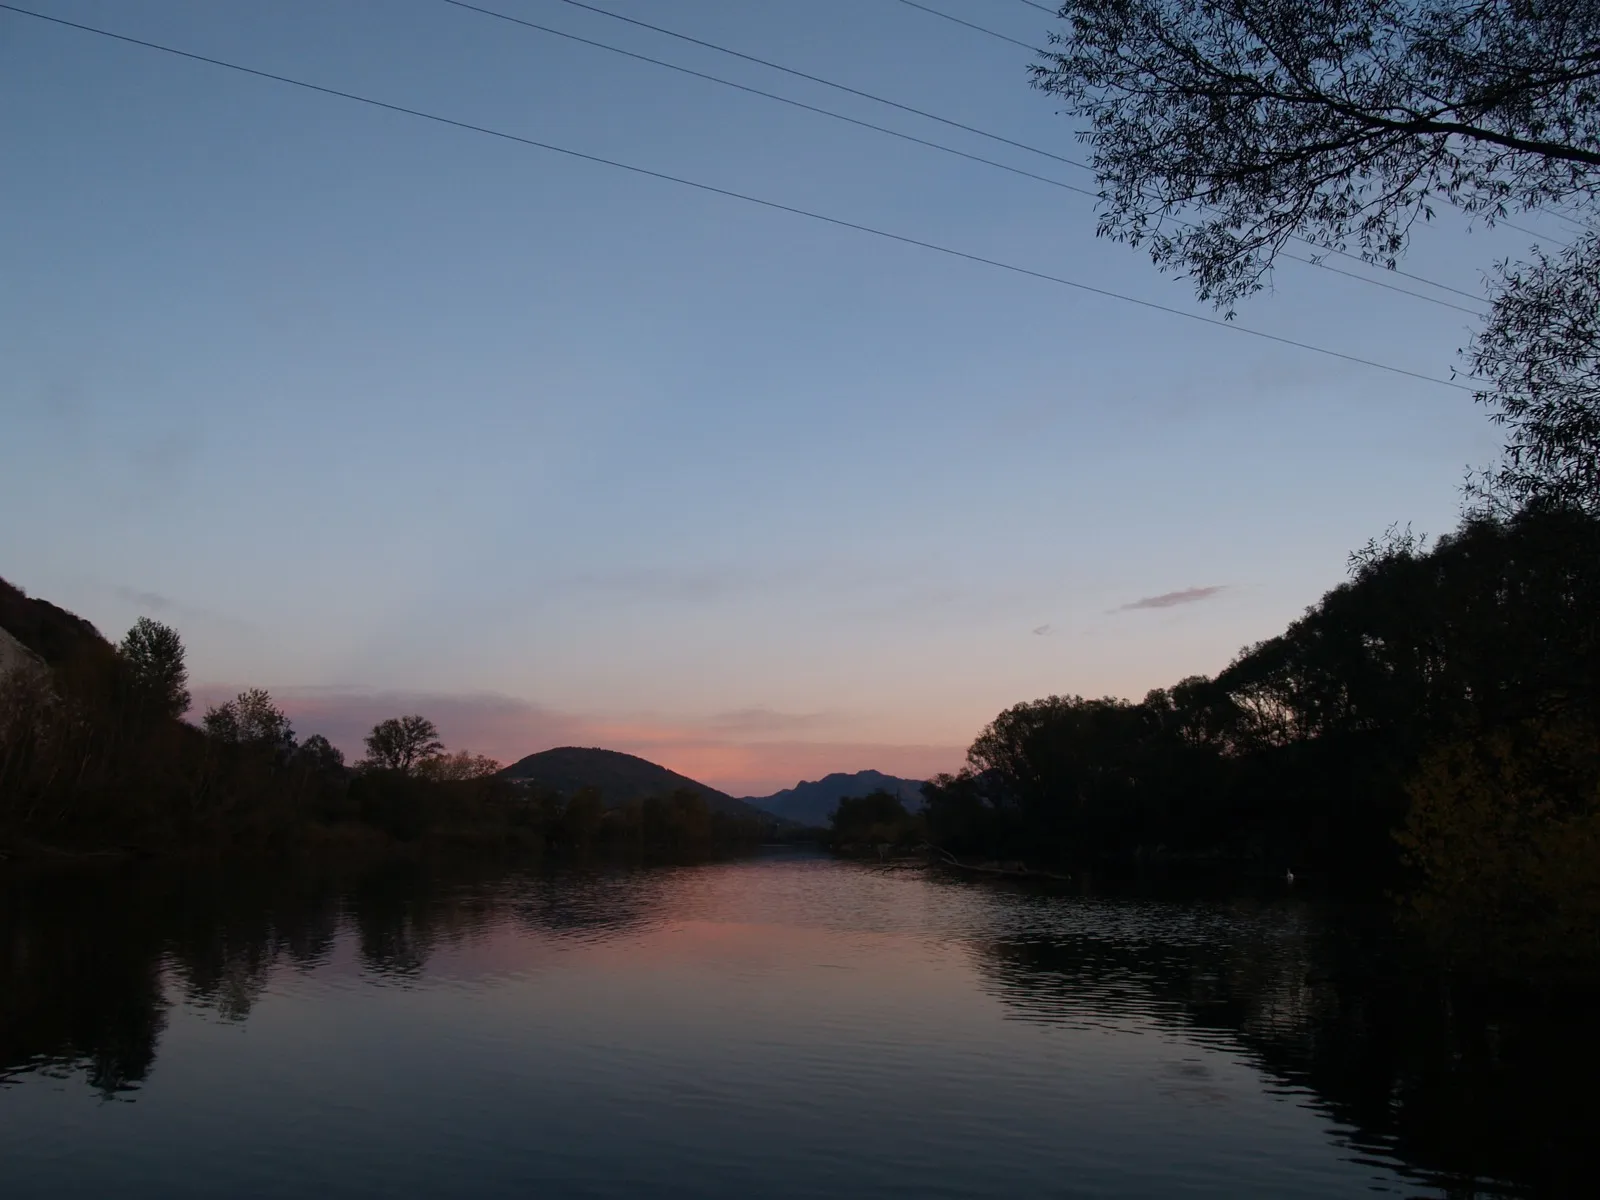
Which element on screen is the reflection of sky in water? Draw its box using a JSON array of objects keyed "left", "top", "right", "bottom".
[{"left": 0, "top": 854, "right": 1531, "bottom": 1198}]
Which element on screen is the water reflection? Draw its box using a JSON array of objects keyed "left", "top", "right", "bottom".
[
  {"left": 966, "top": 887, "right": 1596, "bottom": 1197},
  {"left": 0, "top": 856, "right": 657, "bottom": 1094},
  {"left": 1, "top": 856, "right": 1593, "bottom": 1198}
]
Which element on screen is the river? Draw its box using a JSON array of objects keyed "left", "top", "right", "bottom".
[{"left": 0, "top": 849, "right": 1589, "bottom": 1197}]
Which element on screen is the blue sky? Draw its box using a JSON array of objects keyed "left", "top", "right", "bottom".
[{"left": 0, "top": 0, "right": 1557, "bottom": 792}]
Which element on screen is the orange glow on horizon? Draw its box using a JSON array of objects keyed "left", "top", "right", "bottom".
[{"left": 253, "top": 687, "right": 966, "bottom": 795}]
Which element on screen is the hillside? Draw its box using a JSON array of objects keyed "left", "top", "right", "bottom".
[
  {"left": 499, "top": 747, "right": 770, "bottom": 820},
  {"left": 0, "top": 577, "right": 113, "bottom": 666},
  {"left": 745, "top": 770, "right": 927, "bottom": 827},
  {"left": 0, "top": 625, "right": 44, "bottom": 678}
]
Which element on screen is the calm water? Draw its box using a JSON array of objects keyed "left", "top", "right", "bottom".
[{"left": 1, "top": 851, "right": 1591, "bottom": 1198}]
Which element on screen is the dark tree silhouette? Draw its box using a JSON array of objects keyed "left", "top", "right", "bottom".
[
  {"left": 829, "top": 789, "right": 920, "bottom": 849},
  {"left": 204, "top": 688, "right": 295, "bottom": 755},
  {"left": 1032, "top": 0, "right": 1599, "bottom": 304},
  {"left": 292, "top": 733, "right": 345, "bottom": 774},
  {"left": 1032, "top": 0, "right": 1600, "bottom": 510},
  {"left": 1469, "top": 232, "right": 1600, "bottom": 514},
  {"left": 120, "top": 617, "right": 190, "bottom": 719},
  {"left": 361, "top": 715, "right": 444, "bottom": 775}
]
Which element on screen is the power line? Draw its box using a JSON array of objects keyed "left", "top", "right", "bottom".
[
  {"left": 442, "top": 1, "right": 1483, "bottom": 316},
  {"left": 544, "top": 0, "right": 1088, "bottom": 170},
  {"left": 539, "top": 0, "right": 1489, "bottom": 308},
  {"left": 1496, "top": 216, "right": 1577, "bottom": 248},
  {"left": 1277, "top": 253, "right": 1481, "bottom": 316},
  {"left": 891, "top": 0, "right": 1039, "bottom": 51},
  {"left": 1014, "top": 1, "right": 1061, "bottom": 14},
  {"left": 1503, "top": 207, "right": 1589, "bottom": 247},
  {"left": 1550, "top": 205, "right": 1594, "bottom": 233},
  {"left": 438, "top": 1, "right": 1095, "bottom": 199},
  {"left": 0, "top": 3, "right": 1475, "bottom": 393}
]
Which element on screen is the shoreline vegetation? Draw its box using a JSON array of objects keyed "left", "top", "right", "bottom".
[
  {"left": 0, "top": 584, "right": 781, "bottom": 863},
  {"left": 4, "top": 503, "right": 1600, "bottom": 965},
  {"left": 820, "top": 504, "right": 1600, "bottom": 965}
]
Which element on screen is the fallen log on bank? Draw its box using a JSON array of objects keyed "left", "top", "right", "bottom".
[{"left": 921, "top": 844, "right": 1071, "bottom": 881}]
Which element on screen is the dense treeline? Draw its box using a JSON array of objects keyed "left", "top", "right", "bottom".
[
  {"left": 985, "top": 0, "right": 1600, "bottom": 954},
  {"left": 0, "top": 580, "right": 767, "bottom": 857},
  {"left": 908, "top": 505, "right": 1600, "bottom": 949},
  {"left": 826, "top": 789, "right": 924, "bottom": 853}
]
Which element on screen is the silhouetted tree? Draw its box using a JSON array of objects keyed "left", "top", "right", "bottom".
[
  {"left": 829, "top": 789, "right": 920, "bottom": 850},
  {"left": 920, "top": 505, "right": 1600, "bottom": 881},
  {"left": 1033, "top": 0, "right": 1598, "bottom": 305},
  {"left": 361, "top": 715, "right": 443, "bottom": 775},
  {"left": 1469, "top": 233, "right": 1600, "bottom": 514},
  {"left": 289, "top": 733, "right": 350, "bottom": 822},
  {"left": 559, "top": 785, "right": 606, "bottom": 847},
  {"left": 966, "top": 695, "right": 1179, "bottom": 860},
  {"left": 1032, "top": 0, "right": 1599, "bottom": 509},
  {"left": 203, "top": 688, "right": 295, "bottom": 757},
  {"left": 291, "top": 733, "right": 345, "bottom": 775},
  {"left": 921, "top": 770, "right": 1008, "bottom": 858},
  {"left": 119, "top": 617, "right": 190, "bottom": 719},
  {"left": 416, "top": 749, "right": 500, "bottom": 782},
  {"left": 1399, "top": 715, "right": 1600, "bottom": 960}
]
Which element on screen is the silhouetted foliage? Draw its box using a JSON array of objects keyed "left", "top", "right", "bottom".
[
  {"left": 361, "top": 715, "right": 445, "bottom": 775},
  {"left": 1033, "top": 1, "right": 1599, "bottom": 305},
  {"left": 1399, "top": 714, "right": 1600, "bottom": 962},
  {"left": 0, "top": 588, "right": 560, "bottom": 854},
  {"left": 1032, "top": 0, "right": 1599, "bottom": 513},
  {"left": 923, "top": 504, "right": 1600, "bottom": 952},
  {"left": 828, "top": 789, "right": 922, "bottom": 851},
  {"left": 119, "top": 616, "right": 190, "bottom": 721},
  {"left": 559, "top": 785, "right": 607, "bottom": 847},
  {"left": 1469, "top": 232, "right": 1600, "bottom": 514},
  {"left": 417, "top": 749, "right": 500, "bottom": 782},
  {"left": 203, "top": 688, "right": 294, "bottom": 756}
]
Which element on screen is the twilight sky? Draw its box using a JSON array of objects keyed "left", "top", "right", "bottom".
[{"left": 0, "top": 0, "right": 1561, "bottom": 794}]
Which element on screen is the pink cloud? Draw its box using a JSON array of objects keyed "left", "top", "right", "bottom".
[
  {"left": 190, "top": 684, "right": 965, "bottom": 796},
  {"left": 1111, "top": 585, "right": 1227, "bottom": 613}
]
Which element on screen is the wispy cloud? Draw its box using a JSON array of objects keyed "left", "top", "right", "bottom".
[
  {"left": 109, "top": 583, "right": 252, "bottom": 632},
  {"left": 114, "top": 585, "right": 178, "bottom": 613},
  {"left": 1112, "top": 585, "right": 1227, "bottom": 613}
]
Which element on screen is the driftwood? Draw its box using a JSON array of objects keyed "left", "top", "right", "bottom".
[{"left": 921, "top": 844, "right": 1070, "bottom": 881}]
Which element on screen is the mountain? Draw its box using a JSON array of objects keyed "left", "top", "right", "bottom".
[
  {"left": 499, "top": 747, "right": 770, "bottom": 821},
  {"left": 744, "top": 770, "right": 927, "bottom": 827}
]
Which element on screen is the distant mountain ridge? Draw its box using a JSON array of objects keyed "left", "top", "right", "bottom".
[
  {"left": 498, "top": 747, "right": 769, "bottom": 821},
  {"left": 743, "top": 770, "right": 926, "bottom": 827}
]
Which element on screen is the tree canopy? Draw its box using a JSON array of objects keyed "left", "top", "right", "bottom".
[
  {"left": 1032, "top": 0, "right": 1599, "bottom": 511},
  {"left": 203, "top": 688, "right": 295, "bottom": 754},
  {"left": 361, "top": 715, "right": 445, "bottom": 775},
  {"left": 120, "top": 617, "right": 190, "bottom": 720},
  {"left": 1469, "top": 230, "right": 1600, "bottom": 513}
]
